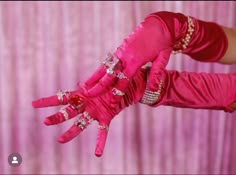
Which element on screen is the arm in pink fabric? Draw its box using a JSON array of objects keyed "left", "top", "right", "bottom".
[
  {"left": 32, "top": 69, "right": 147, "bottom": 157},
  {"left": 150, "top": 11, "right": 228, "bottom": 62},
  {"left": 142, "top": 69, "right": 236, "bottom": 112}
]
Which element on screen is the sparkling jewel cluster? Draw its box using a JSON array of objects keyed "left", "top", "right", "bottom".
[
  {"left": 172, "top": 16, "right": 195, "bottom": 54},
  {"left": 68, "top": 95, "right": 84, "bottom": 109},
  {"left": 75, "top": 112, "right": 94, "bottom": 130},
  {"left": 140, "top": 79, "right": 163, "bottom": 105}
]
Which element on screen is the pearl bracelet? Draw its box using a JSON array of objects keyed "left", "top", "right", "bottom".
[{"left": 172, "top": 16, "right": 195, "bottom": 54}]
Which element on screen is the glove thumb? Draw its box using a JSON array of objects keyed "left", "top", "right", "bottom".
[{"left": 148, "top": 49, "right": 171, "bottom": 91}]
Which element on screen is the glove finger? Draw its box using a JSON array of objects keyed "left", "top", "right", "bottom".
[
  {"left": 86, "top": 73, "right": 117, "bottom": 97},
  {"left": 83, "top": 65, "right": 106, "bottom": 88},
  {"left": 82, "top": 53, "right": 121, "bottom": 94},
  {"left": 58, "top": 111, "right": 94, "bottom": 143},
  {"left": 95, "top": 122, "right": 110, "bottom": 157},
  {"left": 109, "top": 69, "right": 133, "bottom": 105},
  {"left": 32, "top": 90, "right": 78, "bottom": 108},
  {"left": 32, "top": 95, "right": 61, "bottom": 108},
  {"left": 148, "top": 49, "right": 171, "bottom": 91},
  {"left": 44, "top": 104, "right": 84, "bottom": 125},
  {"left": 85, "top": 52, "right": 137, "bottom": 98},
  {"left": 57, "top": 124, "right": 82, "bottom": 143}
]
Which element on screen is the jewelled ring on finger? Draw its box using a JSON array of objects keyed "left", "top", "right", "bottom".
[
  {"left": 117, "top": 72, "right": 130, "bottom": 81},
  {"left": 56, "top": 90, "right": 71, "bottom": 104},
  {"left": 68, "top": 95, "right": 84, "bottom": 111},
  {"left": 112, "top": 88, "right": 125, "bottom": 96},
  {"left": 59, "top": 108, "right": 69, "bottom": 121},
  {"left": 75, "top": 118, "right": 87, "bottom": 130},
  {"left": 74, "top": 111, "right": 94, "bottom": 130},
  {"left": 98, "top": 125, "right": 109, "bottom": 131},
  {"left": 83, "top": 111, "right": 94, "bottom": 124},
  {"left": 106, "top": 67, "right": 116, "bottom": 76},
  {"left": 101, "top": 53, "right": 120, "bottom": 69}
]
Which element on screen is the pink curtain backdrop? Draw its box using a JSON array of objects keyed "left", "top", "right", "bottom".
[{"left": 0, "top": 1, "right": 236, "bottom": 174}]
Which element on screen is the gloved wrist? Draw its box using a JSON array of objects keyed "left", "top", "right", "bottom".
[
  {"left": 139, "top": 67, "right": 165, "bottom": 105},
  {"left": 140, "top": 79, "right": 163, "bottom": 105}
]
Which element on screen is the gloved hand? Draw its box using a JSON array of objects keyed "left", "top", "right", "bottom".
[
  {"left": 82, "top": 11, "right": 228, "bottom": 106},
  {"left": 81, "top": 11, "right": 174, "bottom": 104},
  {"left": 32, "top": 68, "right": 147, "bottom": 157}
]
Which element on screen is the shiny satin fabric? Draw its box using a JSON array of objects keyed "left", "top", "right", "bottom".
[
  {"left": 150, "top": 11, "right": 228, "bottom": 62},
  {"left": 32, "top": 68, "right": 147, "bottom": 157},
  {"left": 153, "top": 70, "right": 236, "bottom": 112}
]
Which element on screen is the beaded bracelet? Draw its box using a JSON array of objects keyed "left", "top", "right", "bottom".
[
  {"left": 172, "top": 16, "right": 195, "bottom": 54},
  {"left": 140, "top": 79, "right": 163, "bottom": 105}
]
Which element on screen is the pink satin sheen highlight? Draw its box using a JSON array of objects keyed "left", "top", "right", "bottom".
[
  {"left": 32, "top": 96, "right": 60, "bottom": 108},
  {"left": 95, "top": 129, "right": 108, "bottom": 157},
  {"left": 58, "top": 125, "right": 82, "bottom": 143},
  {"left": 151, "top": 70, "right": 236, "bottom": 112}
]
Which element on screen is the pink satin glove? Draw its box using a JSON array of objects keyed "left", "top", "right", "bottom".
[
  {"left": 82, "top": 12, "right": 174, "bottom": 101},
  {"left": 32, "top": 69, "right": 147, "bottom": 157},
  {"left": 82, "top": 11, "right": 228, "bottom": 106}
]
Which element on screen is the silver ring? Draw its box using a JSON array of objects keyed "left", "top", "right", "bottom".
[
  {"left": 112, "top": 88, "right": 125, "bottom": 96},
  {"left": 101, "top": 53, "right": 120, "bottom": 69},
  {"left": 83, "top": 111, "right": 94, "bottom": 124},
  {"left": 74, "top": 112, "right": 94, "bottom": 130},
  {"left": 98, "top": 125, "right": 109, "bottom": 131},
  {"left": 56, "top": 90, "right": 71, "bottom": 104},
  {"left": 75, "top": 118, "right": 87, "bottom": 130},
  {"left": 106, "top": 68, "right": 115, "bottom": 75},
  {"left": 69, "top": 100, "right": 84, "bottom": 111},
  {"left": 70, "top": 103, "right": 83, "bottom": 110},
  {"left": 117, "top": 72, "right": 129, "bottom": 81},
  {"left": 59, "top": 109, "right": 69, "bottom": 120}
]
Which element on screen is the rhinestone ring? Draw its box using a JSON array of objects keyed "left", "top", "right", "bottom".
[
  {"left": 112, "top": 88, "right": 125, "bottom": 96},
  {"left": 83, "top": 111, "right": 94, "bottom": 124},
  {"left": 75, "top": 118, "right": 87, "bottom": 130},
  {"left": 57, "top": 90, "right": 71, "bottom": 104},
  {"left": 68, "top": 95, "right": 84, "bottom": 111},
  {"left": 106, "top": 67, "right": 115, "bottom": 75},
  {"left": 117, "top": 72, "right": 129, "bottom": 81},
  {"left": 59, "top": 108, "right": 69, "bottom": 120},
  {"left": 74, "top": 112, "right": 94, "bottom": 130},
  {"left": 101, "top": 53, "right": 120, "bottom": 69},
  {"left": 98, "top": 125, "right": 109, "bottom": 131}
]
